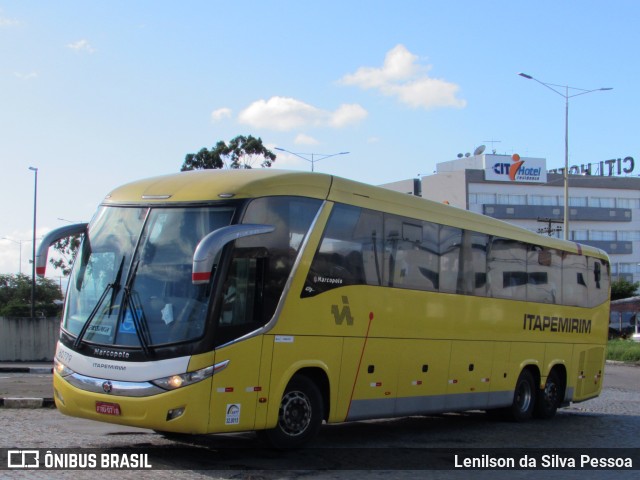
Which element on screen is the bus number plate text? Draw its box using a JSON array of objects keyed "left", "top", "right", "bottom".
[{"left": 96, "top": 401, "right": 121, "bottom": 416}]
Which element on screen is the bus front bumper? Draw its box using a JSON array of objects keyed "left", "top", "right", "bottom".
[{"left": 53, "top": 371, "right": 213, "bottom": 434}]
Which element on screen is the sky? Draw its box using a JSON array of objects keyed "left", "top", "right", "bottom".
[{"left": 1, "top": 0, "right": 638, "bottom": 278}]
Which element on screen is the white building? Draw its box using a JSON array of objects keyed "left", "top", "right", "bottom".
[{"left": 382, "top": 153, "right": 640, "bottom": 284}]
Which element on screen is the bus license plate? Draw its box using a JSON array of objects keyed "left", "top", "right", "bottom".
[{"left": 96, "top": 401, "right": 121, "bottom": 416}]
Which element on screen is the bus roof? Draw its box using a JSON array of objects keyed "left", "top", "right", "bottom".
[
  {"left": 105, "top": 169, "right": 333, "bottom": 203},
  {"left": 104, "top": 169, "right": 607, "bottom": 259}
]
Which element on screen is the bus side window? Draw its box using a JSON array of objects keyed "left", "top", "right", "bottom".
[
  {"left": 218, "top": 255, "right": 262, "bottom": 327},
  {"left": 462, "top": 231, "right": 488, "bottom": 296},
  {"left": 303, "top": 204, "right": 383, "bottom": 297},
  {"left": 439, "top": 226, "right": 461, "bottom": 294},
  {"left": 384, "top": 215, "right": 439, "bottom": 293},
  {"left": 562, "top": 253, "right": 588, "bottom": 306},
  {"left": 214, "top": 252, "right": 268, "bottom": 346},
  {"left": 587, "top": 257, "right": 610, "bottom": 308},
  {"left": 487, "top": 238, "right": 527, "bottom": 301},
  {"left": 527, "top": 246, "right": 561, "bottom": 304},
  {"left": 418, "top": 221, "right": 441, "bottom": 291}
]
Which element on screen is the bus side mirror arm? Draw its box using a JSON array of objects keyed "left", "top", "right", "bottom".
[
  {"left": 35, "top": 223, "right": 88, "bottom": 277},
  {"left": 192, "top": 224, "right": 275, "bottom": 285}
]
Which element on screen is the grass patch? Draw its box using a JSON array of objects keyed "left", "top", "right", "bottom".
[{"left": 607, "top": 339, "right": 640, "bottom": 362}]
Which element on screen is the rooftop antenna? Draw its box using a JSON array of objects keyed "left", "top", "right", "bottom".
[
  {"left": 473, "top": 145, "right": 486, "bottom": 156},
  {"left": 483, "top": 139, "right": 501, "bottom": 154}
]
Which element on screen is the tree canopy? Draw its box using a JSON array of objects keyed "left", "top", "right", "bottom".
[
  {"left": 181, "top": 135, "right": 276, "bottom": 171},
  {"left": 50, "top": 234, "right": 83, "bottom": 277},
  {"left": 611, "top": 278, "right": 640, "bottom": 301},
  {"left": 0, "top": 273, "right": 63, "bottom": 317}
]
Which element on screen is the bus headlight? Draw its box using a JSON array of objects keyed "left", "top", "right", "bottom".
[
  {"left": 151, "top": 365, "right": 214, "bottom": 391},
  {"left": 54, "top": 358, "right": 75, "bottom": 378}
]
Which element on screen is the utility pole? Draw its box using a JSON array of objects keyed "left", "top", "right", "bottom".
[{"left": 536, "top": 217, "right": 563, "bottom": 237}]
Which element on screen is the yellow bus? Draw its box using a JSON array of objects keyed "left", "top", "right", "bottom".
[{"left": 38, "top": 169, "right": 610, "bottom": 448}]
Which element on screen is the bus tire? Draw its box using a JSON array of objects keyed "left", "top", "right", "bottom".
[
  {"left": 508, "top": 369, "right": 536, "bottom": 422},
  {"left": 534, "top": 369, "right": 563, "bottom": 419},
  {"left": 259, "top": 374, "right": 323, "bottom": 448}
]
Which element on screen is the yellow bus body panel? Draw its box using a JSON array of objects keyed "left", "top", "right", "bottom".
[{"left": 208, "top": 335, "right": 265, "bottom": 433}]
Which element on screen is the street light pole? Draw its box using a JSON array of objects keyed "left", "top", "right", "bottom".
[
  {"left": 518, "top": 73, "right": 612, "bottom": 241},
  {"left": 29, "top": 166, "right": 38, "bottom": 318},
  {"left": 274, "top": 147, "right": 349, "bottom": 172}
]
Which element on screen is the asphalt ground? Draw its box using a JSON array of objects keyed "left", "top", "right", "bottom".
[{"left": 0, "top": 363, "right": 54, "bottom": 407}]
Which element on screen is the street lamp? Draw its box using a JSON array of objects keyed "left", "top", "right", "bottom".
[
  {"left": 518, "top": 73, "right": 612, "bottom": 240},
  {"left": 1, "top": 237, "right": 23, "bottom": 274},
  {"left": 274, "top": 147, "right": 349, "bottom": 172},
  {"left": 29, "top": 166, "right": 38, "bottom": 318}
]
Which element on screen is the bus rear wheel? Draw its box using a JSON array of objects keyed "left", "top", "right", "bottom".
[
  {"left": 508, "top": 369, "right": 537, "bottom": 421},
  {"left": 534, "top": 369, "right": 563, "bottom": 419},
  {"left": 259, "top": 374, "right": 323, "bottom": 448}
]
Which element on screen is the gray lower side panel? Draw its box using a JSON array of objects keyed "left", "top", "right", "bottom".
[{"left": 347, "top": 390, "right": 515, "bottom": 421}]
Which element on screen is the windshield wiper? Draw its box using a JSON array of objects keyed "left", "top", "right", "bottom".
[
  {"left": 109, "top": 256, "right": 126, "bottom": 311},
  {"left": 73, "top": 256, "right": 126, "bottom": 349},
  {"left": 120, "top": 260, "right": 153, "bottom": 357}
]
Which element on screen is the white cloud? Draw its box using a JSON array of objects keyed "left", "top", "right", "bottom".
[
  {"left": 67, "top": 39, "right": 96, "bottom": 54},
  {"left": 238, "top": 96, "right": 367, "bottom": 131},
  {"left": 14, "top": 72, "right": 38, "bottom": 80},
  {"left": 0, "top": 11, "right": 19, "bottom": 27},
  {"left": 329, "top": 103, "right": 368, "bottom": 127},
  {"left": 341, "top": 44, "right": 422, "bottom": 89},
  {"left": 294, "top": 133, "right": 319, "bottom": 146},
  {"left": 340, "top": 44, "right": 466, "bottom": 110},
  {"left": 238, "top": 97, "right": 322, "bottom": 131},
  {"left": 211, "top": 107, "right": 232, "bottom": 121},
  {"left": 386, "top": 77, "right": 466, "bottom": 109}
]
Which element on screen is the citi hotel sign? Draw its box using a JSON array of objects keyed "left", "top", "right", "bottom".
[
  {"left": 485, "top": 154, "right": 635, "bottom": 183},
  {"left": 485, "top": 154, "right": 547, "bottom": 183},
  {"left": 548, "top": 156, "right": 635, "bottom": 177}
]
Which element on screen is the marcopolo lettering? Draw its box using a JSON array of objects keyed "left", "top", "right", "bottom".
[
  {"left": 93, "top": 348, "right": 130, "bottom": 359},
  {"left": 522, "top": 313, "right": 591, "bottom": 334}
]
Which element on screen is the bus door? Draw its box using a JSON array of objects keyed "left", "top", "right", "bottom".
[{"left": 209, "top": 254, "right": 272, "bottom": 432}]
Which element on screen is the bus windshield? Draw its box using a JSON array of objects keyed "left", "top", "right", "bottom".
[{"left": 64, "top": 205, "right": 235, "bottom": 348}]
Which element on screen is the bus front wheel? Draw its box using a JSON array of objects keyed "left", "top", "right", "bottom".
[
  {"left": 508, "top": 369, "right": 537, "bottom": 421},
  {"left": 259, "top": 374, "right": 323, "bottom": 448}
]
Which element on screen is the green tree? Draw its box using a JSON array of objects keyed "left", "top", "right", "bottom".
[
  {"left": 50, "top": 234, "right": 83, "bottom": 276},
  {"left": 181, "top": 135, "right": 276, "bottom": 171},
  {"left": 611, "top": 278, "right": 639, "bottom": 301},
  {"left": 0, "top": 273, "right": 63, "bottom": 317}
]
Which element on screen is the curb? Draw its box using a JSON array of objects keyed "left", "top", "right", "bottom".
[
  {"left": 0, "top": 366, "right": 55, "bottom": 408},
  {"left": 0, "top": 397, "right": 56, "bottom": 408},
  {"left": 0, "top": 367, "right": 53, "bottom": 374}
]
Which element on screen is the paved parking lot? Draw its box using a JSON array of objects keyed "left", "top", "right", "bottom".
[{"left": 1, "top": 362, "right": 638, "bottom": 479}]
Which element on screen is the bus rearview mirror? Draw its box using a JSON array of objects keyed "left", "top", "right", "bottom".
[
  {"left": 192, "top": 224, "right": 275, "bottom": 285},
  {"left": 35, "top": 223, "right": 88, "bottom": 277}
]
